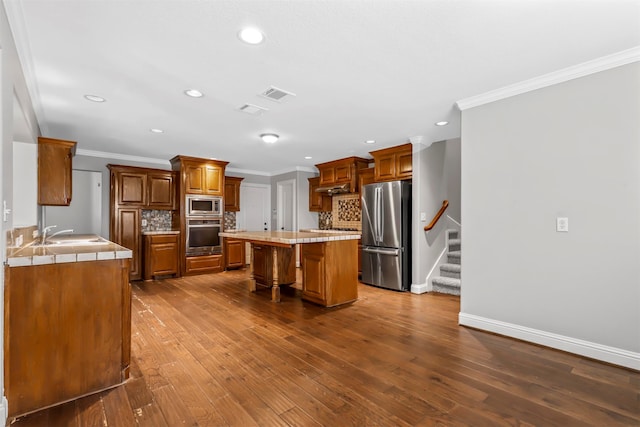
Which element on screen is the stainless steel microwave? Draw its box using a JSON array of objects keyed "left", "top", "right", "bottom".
[{"left": 186, "top": 195, "right": 223, "bottom": 217}]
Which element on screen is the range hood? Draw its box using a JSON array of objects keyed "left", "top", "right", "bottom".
[{"left": 315, "top": 183, "right": 350, "bottom": 195}]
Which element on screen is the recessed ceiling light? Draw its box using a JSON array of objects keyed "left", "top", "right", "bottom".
[
  {"left": 238, "top": 27, "right": 264, "bottom": 44},
  {"left": 84, "top": 94, "right": 105, "bottom": 103},
  {"left": 435, "top": 121, "right": 449, "bottom": 126},
  {"left": 150, "top": 128, "right": 164, "bottom": 133},
  {"left": 304, "top": 156, "right": 312, "bottom": 160},
  {"left": 260, "top": 133, "right": 279, "bottom": 144},
  {"left": 365, "top": 140, "right": 376, "bottom": 144},
  {"left": 184, "top": 89, "right": 204, "bottom": 98}
]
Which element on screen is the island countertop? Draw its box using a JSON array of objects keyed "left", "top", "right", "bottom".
[{"left": 219, "top": 230, "right": 360, "bottom": 245}]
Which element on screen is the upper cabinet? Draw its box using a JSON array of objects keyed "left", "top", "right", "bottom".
[
  {"left": 224, "top": 176, "right": 244, "bottom": 212},
  {"left": 370, "top": 143, "right": 412, "bottom": 182},
  {"left": 314, "top": 156, "right": 370, "bottom": 193},
  {"left": 108, "top": 165, "right": 177, "bottom": 210},
  {"left": 308, "top": 177, "right": 332, "bottom": 212},
  {"left": 38, "top": 137, "right": 77, "bottom": 206},
  {"left": 171, "top": 156, "right": 229, "bottom": 196}
]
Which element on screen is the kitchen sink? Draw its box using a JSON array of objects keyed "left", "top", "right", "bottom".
[{"left": 37, "top": 235, "right": 110, "bottom": 246}]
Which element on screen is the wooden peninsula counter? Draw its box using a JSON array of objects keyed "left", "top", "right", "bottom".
[{"left": 219, "top": 230, "right": 361, "bottom": 307}]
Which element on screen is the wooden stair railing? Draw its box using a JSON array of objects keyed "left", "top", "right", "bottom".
[{"left": 424, "top": 200, "right": 449, "bottom": 231}]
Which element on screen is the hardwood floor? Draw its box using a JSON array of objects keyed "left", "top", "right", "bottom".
[{"left": 8, "top": 270, "right": 640, "bottom": 426}]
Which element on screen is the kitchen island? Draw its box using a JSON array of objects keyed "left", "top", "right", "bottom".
[
  {"left": 219, "top": 230, "right": 361, "bottom": 307},
  {"left": 4, "top": 235, "right": 132, "bottom": 417}
]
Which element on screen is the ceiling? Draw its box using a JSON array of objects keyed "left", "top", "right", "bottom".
[{"left": 5, "top": 0, "right": 640, "bottom": 174}]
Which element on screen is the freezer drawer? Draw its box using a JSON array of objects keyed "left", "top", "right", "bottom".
[{"left": 361, "top": 246, "right": 406, "bottom": 291}]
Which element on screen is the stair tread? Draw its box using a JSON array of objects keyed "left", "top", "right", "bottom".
[
  {"left": 449, "top": 239, "right": 461, "bottom": 245},
  {"left": 448, "top": 250, "right": 461, "bottom": 257},
  {"left": 432, "top": 276, "right": 461, "bottom": 286},
  {"left": 440, "top": 263, "right": 461, "bottom": 272}
]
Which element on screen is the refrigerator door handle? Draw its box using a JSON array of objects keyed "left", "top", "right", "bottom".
[
  {"left": 375, "top": 187, "right": 383, "bottom": 243},
  {"left": 363, "top": 247, "right": 399, "bottom": 256}
]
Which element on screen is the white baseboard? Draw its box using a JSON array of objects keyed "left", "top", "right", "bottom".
[
  {"left": 1, "top": 395, "right": 7, "bottom": 424},
  {"left": 410, "top": 281, "right": 429, "bottom": 294},
  {"left": 459, "top": 313, "right": 640, "bottom": 371}
]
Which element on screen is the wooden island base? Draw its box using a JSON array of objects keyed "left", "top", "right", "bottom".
[{"left": 220, "top": 231, "right": 360, "bottom": 307}]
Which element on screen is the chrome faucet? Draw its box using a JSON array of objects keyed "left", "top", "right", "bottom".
[{"left": 40, "top": 225, "right": 74, "bottom": 244}]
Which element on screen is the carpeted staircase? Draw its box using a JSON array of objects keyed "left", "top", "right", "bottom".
[{"left": 431, "top": 229, "right": 461, "bottom": 295}]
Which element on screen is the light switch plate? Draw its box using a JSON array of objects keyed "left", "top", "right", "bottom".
[
  {"left": 420, "top": 212, "right": 427, "bottom": 222},
  {"left": 556, "top": 217, "right": 569, "bottom": 232}
]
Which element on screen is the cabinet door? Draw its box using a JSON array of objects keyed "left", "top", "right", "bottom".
[
  {"left": 118, "top": 172, "right": 147, "bottom": 206},
  {"left": 334, "top": 163, "right": 352, "bottom": 183},
  {"left": 374, "top": 153, "right": 396, "bottom": 182},
  {"left": 252, "top": 244, "right": 269, "bottom": 285},
  {"left": 396, "top": 149, "right": 413, "bottom": 179},
  {"left": 204, "top": 165, "right": 223, "bottom": 195},
  {"left": 185, "top": 164, "right": 205, "bottom": 194},
  {"left": 302, "top": 244, "right": 326, "bottom": 302},
  {"left": 116, "top": 209, "right": 141, "bottom": 280},
  {"left": 38, "top": 138, "right": 76, "bottom": 206},
  {"left": 225, "top": 239, "right": 245, "bottom": 268},
  {"left": 308, "top": 177, "right": 331, "bottom": 212},
  {"left": 319, "top": 167, "right": 336, "bottom": 186},
  {"left": 147, "top": 172, "right": 175, "bottom": 209},
  {"left": 145, "top": 235, "right": 179, "bottom": 279},
  {"left": 224, "top": 177, "right": 243, "bottom": 212}
]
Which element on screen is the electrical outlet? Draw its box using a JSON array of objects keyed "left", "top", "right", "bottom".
[
  {"left": 556, "top": 217, "right": 569, "bottom": 232},
  {"left": 141, "top": 219, "right": 148, "bottom": 227}
]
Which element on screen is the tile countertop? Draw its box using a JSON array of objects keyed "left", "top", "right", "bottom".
[
  {"left": 219, "top": 230, "right": 361, "bottom": 245},
  {"left": 141, "top": 230, "right": 180, "bottom": 235},
  {"left": 6, "top": 236, "right": 132, "bottom": 267}
]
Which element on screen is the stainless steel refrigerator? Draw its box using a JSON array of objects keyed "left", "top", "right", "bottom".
[{"left": 361, "top": 180, "right": 411, "bottom": 291}]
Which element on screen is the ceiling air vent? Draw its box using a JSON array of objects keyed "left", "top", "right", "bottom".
[
  {"left": 238, "top": 103, "right": 268, "bottom": 115},
  {"left": 260, "top": 86, "right": 296, "bottom": 103}
]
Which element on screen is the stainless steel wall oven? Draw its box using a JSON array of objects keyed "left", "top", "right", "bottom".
[{"left": 186, "top": 218, "right": 222, "bottom": 255}]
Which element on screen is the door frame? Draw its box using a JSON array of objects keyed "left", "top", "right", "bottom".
[{"left": 276, "top": 179, "right": 296, "bottom": 232}]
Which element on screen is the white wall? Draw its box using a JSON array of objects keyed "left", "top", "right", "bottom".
[
  {"left": 270, "top": 170, "right": 318, "bottom": 231},
  {"left": 411, "top": 139, "right": 461, "bottom": 288},
  {"left": 459, "top": 62, "right": 640, "bottom": 369},
  {"left": 11, "top": 141, "right": 36, "bottom": 227}
]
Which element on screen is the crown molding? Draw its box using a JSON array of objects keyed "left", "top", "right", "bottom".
[
  {"left": 4, "top": 0, "right": 49, "bottom": 135},
  {"left": 456, "top": 46, "right": 640, "bottom": 111},
  {"left": 76, "top": 148, "right": 170, "bottom": 166}
]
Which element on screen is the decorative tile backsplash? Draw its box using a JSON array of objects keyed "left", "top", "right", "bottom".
[
  {"left": 318, "top": 211, "right": 332, "bottom": 229},
  {"left": 224, "top": 211, "right": 237, "bottom": 230},
  {"left": 331, "top": 193, "right": 362, "bottom": 230},
  {"left": 141, "top": 210, "right": 173, "bottom": 232}
]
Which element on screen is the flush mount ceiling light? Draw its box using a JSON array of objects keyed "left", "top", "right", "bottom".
[
  {"left": 238, "top": 27, "right": 264, "bottom": 44},
  {"left": 365, "top": 140, "right": 376, "bottom": 144},
  {"left": 260, "top": 133, "right": 279, "bottom": 144},
  {"left": 435, "top": 121, "right": 449, "bottom": 126},
  {"left": 84, "top": 94, "right": 105, "bottom": 103},
  {"left": 184, "top": 89, "right": 204, "bottom": 98},
  {"left": 304, "top": 156, "right": 312, "bottom": 160},
  {"left": 150, "top": 128, "right": 164, "bottom": 133}
]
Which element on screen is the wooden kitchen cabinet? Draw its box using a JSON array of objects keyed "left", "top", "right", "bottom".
[
  {"left": 224, "top": 176, "right": 244, "bottom": 212},
  {"left": 143, "top": 233, "right": 180, "bottom": 280},
  {"left": 37, "top": 137, "right": 77, "bottom": 206},
  {"left": 185, "top": 254, "right": 223, "bottom": 275},
  {"left": 308, "top": 177, "right": 332, "bottom": 212},
  {"left": 108, "top": 165, "right": 178, "bottom": 281},
  {"left": 171, "top": 156, "right": 229, "bottom": 196},
  {"left": 224, "top": 237, "right": 246, "bottom": 269},
  {"left": 370, "top": 143, "right": 413, "bottom": 182},
  {"left": 4, "top": 259, "right": 131, "bottom": 417},
  {"left": 315, "top": 156, "right": 370, "bottom": 192},
  {"left": 147, "top": 171, "right": 176, "bottom": 209},
  {"left": 302, "top": 240, "right": 358, "bottom": 307},
  {"left": 357, "top": 167, "right": 375, "bottom": 207}
]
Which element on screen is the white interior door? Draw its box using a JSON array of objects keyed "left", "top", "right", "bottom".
[
  {"left": 277, "top": 179, "right": 296, "bottom": 231},
  {"left": 238, "top": 183, "right": 271, "bottom": 264},
  {"left": 45, "top": 170, "right": 102, "bottom": 235}
]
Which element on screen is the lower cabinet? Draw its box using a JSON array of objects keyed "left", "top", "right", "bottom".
[
  {"left": 143, "top": 233, "right": 180, "bottom": 280},
  {"left": 185, "top": 254, "right": 223, "bottom": 275},
  {"left": 301, "top": 240, "right": 358, "bottom": 307},
  {"left": 225, "top": 238, "right": 246, "bottom": 269},
  {"left": 114, "top": 208, "right": 141, "bottom": 280},
  {"left": 4, "top": 260, "right": 131, "bottom": 417}
]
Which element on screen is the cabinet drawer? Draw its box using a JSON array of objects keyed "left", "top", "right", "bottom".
[
  {"left": 148, "top": 234, "right": 178, "bottom": 244},
  {"left": 186, "top": 254, "right": 223, "bottom": 274}
]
